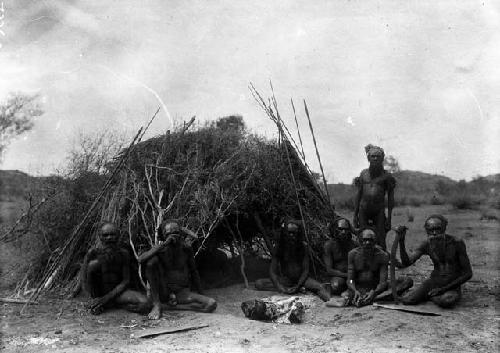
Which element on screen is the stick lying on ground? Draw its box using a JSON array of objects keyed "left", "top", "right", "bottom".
[
  {"left": 0, "top": 298, "right": 38, "bottom": 304},
  {"left": 372, "top": 303, "right": 441, "bottom": 316},
  {"left": 131, "top": 324, "right": 209, "bottom": 339}
]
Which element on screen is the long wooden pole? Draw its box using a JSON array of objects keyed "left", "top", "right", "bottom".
[{"left": 303, "top": 100, "right": 333, "bottom": 210}]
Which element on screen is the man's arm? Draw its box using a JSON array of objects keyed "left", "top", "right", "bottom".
[
  {"left": 137, "top": 242, "right": 167, "bottom": 264},
  {"left": 323, "top": 241, "right": 347, "bottom": 278},
  {"left": 81, "top": 249, "right": 97, "bottom": 295},
  {"left": 386, "top": 177, "right": 396, "bottom": 231},
  {"left": 346, "top": 250, "right": 358, "bottom": 293},
  {"left": 374, "top": 255, "right": 389, "bottom": 295},
  {"left": 88, "top": 250, "right": 130, "bottom": 312},
  {"left": 431, "top": 240, "right": 473, "bottom": 295},
  {"left": 269, "top": 257, "right": 286, "bottom": 293},
  {"left": 187, "top": 247, "right": 203, "bottom": 294},
  {"left": 294, "top": 247, "right": 310, "bottom": 289},
  {"left": 397, "top": 229, "right": 426, "bottom": 267},
  {"left": 353, "top": 176, "right": 363, "bottom": 227}
]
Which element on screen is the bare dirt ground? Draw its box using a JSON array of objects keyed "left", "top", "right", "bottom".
[{"left": 1, "top": 205, "right": 499, "bottom": 352}]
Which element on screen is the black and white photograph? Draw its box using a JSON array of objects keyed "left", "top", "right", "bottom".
[{"left": 0, "top": 1, "right": 498, "bottom": 352}]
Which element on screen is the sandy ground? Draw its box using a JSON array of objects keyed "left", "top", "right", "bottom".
[{"left": 1, "top": 206, "right": 499, "bottom": 352}]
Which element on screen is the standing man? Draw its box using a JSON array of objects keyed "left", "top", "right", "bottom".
[
  {"left": 323, "top": 218, "right": 358, "bottom": 295},
  {"left": 81, "top": 222, "right": 150, "bottom": 315},
  {"left": 395, "top": 215, "right": 473, "bottom": 308},
  {"left": 139, "top": 222, "right": 217, "bottom": 320},
  {"left": 353, "top": 144, "right": 396, "bottom": 250}
]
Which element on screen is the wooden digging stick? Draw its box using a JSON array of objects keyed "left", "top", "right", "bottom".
[{"left": 390, "top": 227, "right": 407, "bottom": 303}]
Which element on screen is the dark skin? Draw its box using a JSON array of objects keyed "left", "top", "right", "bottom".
[
  {"left": 271, "top": 225, "right": 309, "bottom": 294},
  {"left": 353, "top": 147, "right": 395, "bottom": 250},
  {"left": 255, "top": 222, "right": 330, "bottom": 301},
  {"left": 323, "top": 219, "right": 358, "bottom": 294},
  {"left": 395, "top": 219, "right": 473, "bottom": 307},
  {"left": 347, "top": 230, "right": 389, "bottom": 307},
  {"left": 139, "top": 227, "right": 216, "bottom": 320},
  {"left": 81, "top": 224, "right": 149, "bottom": 315}
]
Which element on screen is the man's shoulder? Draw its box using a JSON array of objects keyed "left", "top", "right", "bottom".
[
  {"left": 374, "top": 247, "right": 389, "bottom": 262},
  {"left": 349, "top": 247, "right": 362, "bottom": 257},
  {"left": 324, "top": 239, "right": 336, "bottom": 249},
  {"left": 446, "top": 235, "right": 466, "bottom": 247}
]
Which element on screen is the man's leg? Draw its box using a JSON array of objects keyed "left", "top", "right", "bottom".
[
  {"left": 303, "top": 278, "right": 330, "bottom": 302},
  {"left": 115, "top": 289, "right": 151, "bottom": 314},
  {"left": 430, "top": 288, "right": 461, "bottom": 308},
  {"left": 326, "top": 288, "right": 353, "bottom": 307},
  {"left": 396, "top": 277, "right": 413, "bottom": 295},
  {"left": 170, "top": 288, "right": 217, "bottom": 313},
  {"left": 86, "top": 259, "right": 103, "bottom": 298},
  {"left": 329, "top": 277, "right": 347, "bottom": 296},
  {"left": 145, "top": 256, "right": 163, "bottom": 319},
  {"left": 375, "top": 277, "right": 413, "bottom": 302},
  {"left": 254, "top": 278, "right": 277, "bottom": 291},
  {"left": 401, "top": 279, "right": 433, "bottom": 305}
]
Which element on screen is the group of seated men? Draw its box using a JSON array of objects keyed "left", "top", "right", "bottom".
[
  {"left": 82, "top": 222, "right": 216, "bottom": 319},
  {"left": 254, "top": 215, "right": 472, "bottom": 309},
  {"left": 82, "top": 213, "right": 472, "bottom": 319}
]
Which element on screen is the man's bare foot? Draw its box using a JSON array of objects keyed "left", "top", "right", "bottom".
[{"left": 148, "top": 304, "right": 162, "bottom": 320}]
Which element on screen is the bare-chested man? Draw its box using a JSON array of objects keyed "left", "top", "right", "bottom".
[
  {"left": 323, "top": 218, "right": 358, "bottom": 295},
  {"left": 255, "top": 220, "right": 330, "bottom": 302},
  {"left": 353, "top": 144, "right": 396, "bottom": 250},
  {"left": 395, "top": 215, "right": 473, "bottom": 308},
  {"left": 327, "top": 228, "right": 412, "bottom": 307},
  {"left": 139, "top": 222, "right": 217, "bottom": 320},
  {"left": 81, "top": 222, "right": 150, "bottom": 315}
]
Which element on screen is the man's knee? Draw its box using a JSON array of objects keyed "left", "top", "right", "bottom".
[
  {"left": 254, "top": 279, "right": 267, "bottom": 290},
  {"left": 87, "top": 259, "right": 101, "bottom": 274},
  {"left": 431, "top": 292, "right": 460, "bottom": 308},
  {"left": 397, "top": 277, "right": 414, "bottom": 293},
  {"left": 206, "top": 298, "right": 217, "bottom": 312},
  {"left": 330, "top": 278, "right": 346, "bottom": 295},
  {"left": 401, "top": 290, "right": 423, "bottom": 305}
]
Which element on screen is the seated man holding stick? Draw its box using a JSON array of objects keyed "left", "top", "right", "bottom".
[
  {"left": 82, "top": 222, "right": 150, "bottom": 315},
  {"left": 327, "top": 227, "right": 412, "bottom": 307},
  {"left": 394, "top": 215, "right": 473, "bottom": 308},
  {"left": 255, "top": 219, "right": 330, "bottom": 302},
  {"left": 138, "top": 222, "right": 217, "bottom": 320}
]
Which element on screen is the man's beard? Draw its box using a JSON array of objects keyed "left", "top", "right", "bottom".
[
  {"left": 369, "top": 163, "right": 384, "bottom": 174},
  {"left": 361, "top": 246, "right": 375, "bottom": 256},
  {"left": 429, "top": 236, "right": 447, "bottom": 258}
]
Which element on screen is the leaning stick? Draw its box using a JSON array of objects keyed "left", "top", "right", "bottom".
[
  {"left": 290, "top": 98, "right": 306, "bottom": 161},
  {"left": 390, "top": 228, "right": 407, "bottom": 304},
  {"left": 269, "top": 85, "right": 316, "bottom": 278},
  {"left": 23, "top": 108, "right": 161, "bottom": 311},
  {"left": 303, "top": 100, "right": 332, "bottom": 209}
]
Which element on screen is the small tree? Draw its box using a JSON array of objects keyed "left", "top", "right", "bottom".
[
  {"left": 384, "top": 155, "right": 401, "bottom": 173},
  {"left": 0, "top": 93, "right": 43, "bottom": 161},
  {"left": 215, "top": 115, "right": 245, "bottom": 132}
]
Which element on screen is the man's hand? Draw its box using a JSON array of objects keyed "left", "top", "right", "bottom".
[
  {"left": 385, "top": 219, "right": 392, "bottom": 233},
  {"left": 86, "top": 297, "right": 107, "bottom": 315},
  {"left": 361, "top": 290, "right": 376, "bottom": 305},
  {"left": 284, "top": 286, "right": 298, "bottom": 294},
  {"left": 428, "top": 287, "right": 445, "bottom": 297},
  {"left": 353, "top": 290, "right": 362, "bottom": 305},
  {"left": 394, "top": 225, "right": 408, "bottom": 243}
]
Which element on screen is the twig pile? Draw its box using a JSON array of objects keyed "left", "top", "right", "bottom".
[{"left": 20, "top": 85, "right": 338, "bottom": 306}]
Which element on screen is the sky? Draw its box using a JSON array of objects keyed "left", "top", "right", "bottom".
[{"left": 0, "top": 0, "right": 499, "bottom": 183}]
